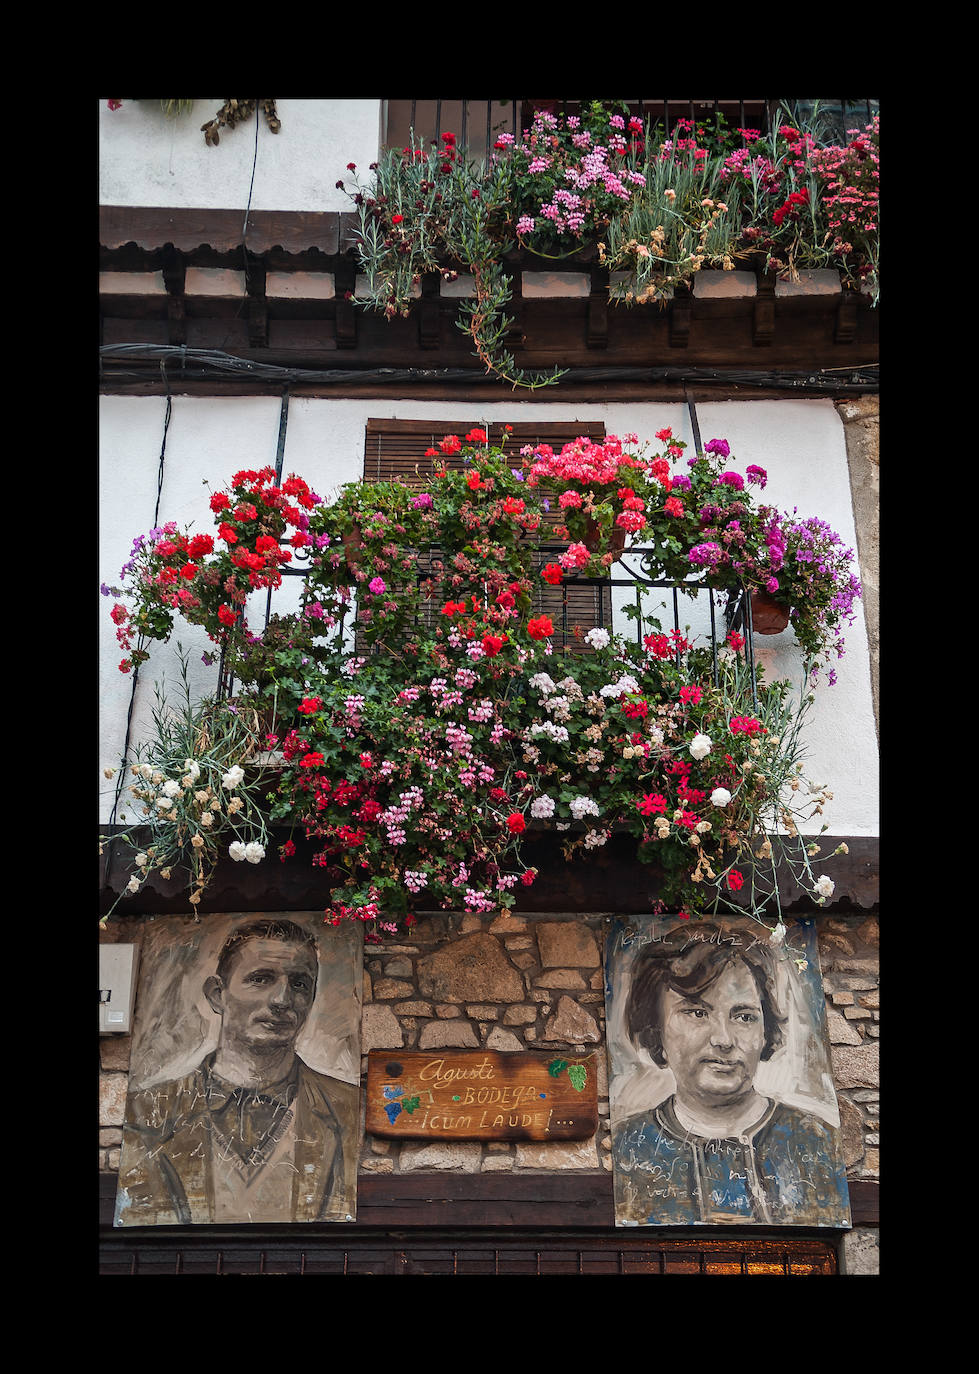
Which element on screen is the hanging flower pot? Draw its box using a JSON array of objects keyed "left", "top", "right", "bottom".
[
  {"left": 582, "top": 516, "right": 627, "bottom": 560},
  {"left": 750, "top": 589, "right": 791, "bottom": 635},
  {"left": 342, "top": 526, "right": 364, "bottom": 569}
]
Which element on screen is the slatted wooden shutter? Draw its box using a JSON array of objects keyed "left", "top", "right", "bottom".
[{"left": 363, "top": 420, "right": 613, "bottom": 649}]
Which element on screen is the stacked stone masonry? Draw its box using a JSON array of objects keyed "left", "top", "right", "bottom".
[{"left": 101, "top": 911, "right": 879, "bottom": 1188}]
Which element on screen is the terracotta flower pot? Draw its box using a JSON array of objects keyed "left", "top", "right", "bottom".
[
  {"left": 342, "top": 526, "right": 363, "bottom": 569},
  {"left": 750, "top": 589, "right": 791, "bottom": 635},
  {"left": 581, "top": 516, "right": 627, "bottom": 559}
]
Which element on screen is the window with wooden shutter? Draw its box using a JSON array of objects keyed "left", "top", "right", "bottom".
[{"left": 362, "top": 419, "right": 613, "bottom": 651}]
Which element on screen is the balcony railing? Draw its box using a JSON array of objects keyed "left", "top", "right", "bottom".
[{"left": 383, "top": 98, "right": 879, "bottom": 163}]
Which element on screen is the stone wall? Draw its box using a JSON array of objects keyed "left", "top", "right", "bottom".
[
  {"left": 100, "top": 909, "right": 879, "bottom": 1271},
  {"left": 817, "top": 913, "right": 880, "bottom": 1275},
  {"left": 360, "top": 912, "right": 608, "bottom": 1177},
  {"left": 836, "top": 395, "right": 879, "bottom": 740}
]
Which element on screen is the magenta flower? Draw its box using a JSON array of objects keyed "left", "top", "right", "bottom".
[
  {"left": 368, "top": 576, "right": 386, "bottom": 595},
  {"left": 716, "top": 471, "right": 745, "bottom": 491},
  {"left": 704, "top": 438, "right": 731, "bottom": 458}
]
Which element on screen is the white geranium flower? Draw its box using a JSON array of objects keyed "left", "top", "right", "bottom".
[
  {"left": 600, "top": 674, "right": 640, "bottom": 699},
  {"left": 229, "top": 841, "right": 247, "bottom": 862},
  {"left": 244, "top": 841, "right": 266, "bottom": 864},
  {"left": 569, "top": 796, "right": 600, "bottom": 821},
  {"left": 222, "top": 764, "right": 245, "bottom": 789},
  {"left": 529, "top": 672, "right": 556, "bottom": 695},
  {"left": 710, "top": 787, "right": 732, "bottom": 807},
  {"left": 530, "top": 794, "right": 556, "bottom": 820},
  {"left": 584, "top": 627, "right": 610, "bottom": 650},
  {"left": 689, "top": 733, "right": 712, "bottom": 760},
  {"left": 814, "top": 875, "right": 835, "bottom": 898}
]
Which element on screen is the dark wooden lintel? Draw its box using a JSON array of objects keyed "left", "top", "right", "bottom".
[
  {"left": 586, "top": 266, "right": 609, "bottom": 348},
  {"left": 333, "top": 260, "right": 357, "bottom": 350},
  {"left": 669, "top": 281, "right": 692, "bottom": 347},
  {"left": 753, "top": 269, "right": 777, "bottom": 346},
  {"left": 835, "top": 286, "right": 859, "bottom": 344},
  {"left": 99, "top": 1170, "right": 877, "bottom": 1232},
  {"left": 418, "top": 272, "right": 440, "bottom": 350}
]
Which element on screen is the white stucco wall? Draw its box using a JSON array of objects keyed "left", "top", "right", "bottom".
[
  {"left": 99, "top": 396, "right": 878, "bottom": 839},
  {"left": 98, "top": 99, "right": 382, "bottom": 212}
]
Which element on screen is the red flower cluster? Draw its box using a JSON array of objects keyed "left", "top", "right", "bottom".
[
  {"left": 527, "top": 616, "right": 553, "bottom": 641},
  {"left": 729, "top": 715, "right": 764, "bottom": 736},
  {"left": 772, "top": 186, "right": 810, "bottom": 227}
]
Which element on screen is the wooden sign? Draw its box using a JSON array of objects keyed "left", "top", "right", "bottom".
[{"left": 366, "top": 1050, "right": 599, "bottom": 1141}]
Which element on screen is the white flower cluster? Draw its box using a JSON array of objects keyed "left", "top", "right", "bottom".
[
  {"left": 583, "top": 828, "right": 608, "bottom": 849},
  {"left": 529, "top": 672, "right": 556, "bottom": 695},
  {"left": 526, "top": 721, "right": 570, "bottom": 744},
  {"left": 569, "top": 796, "right": 600, "bottom": 821},
  {"left": 689, "top": 733, "right": 712, "bottom": 760},
  {"left": 530, "top": 794, "right": 556, "bottom": 819},
  {"left": 229, "top": 841, "right": 266, "bottom": 864},
  {"left": 584, "top": 627, "right": 610, "bottom": 650},
  {"left": 600, "top": 674, "right": 640, "bottom": 699}
]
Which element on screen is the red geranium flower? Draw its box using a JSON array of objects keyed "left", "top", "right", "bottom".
[
  {"left": 527, "top": 616, "right": 553, "bottom": 641},
  {"left": 541, "top": 563, "right": 564, "bottom": 586},
  {"left": 506, "top": 812, "right": 526, "bottom": 834}
]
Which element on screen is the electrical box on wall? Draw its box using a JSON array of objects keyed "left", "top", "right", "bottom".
[{"left": 99, "top": 944, "right": 139, "bottom": 1034}]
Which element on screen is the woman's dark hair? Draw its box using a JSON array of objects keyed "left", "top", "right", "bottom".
[
  {"left": 625, "top": 924, "right": 784, "bottom": 1066},
  {"left": 215, "top": 919, "right": 318, "bottom": 986}
]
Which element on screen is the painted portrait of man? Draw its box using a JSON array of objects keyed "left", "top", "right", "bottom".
[
  {"left": 114, "top": 914, "right": 362, "bottom": 1227},
  {"left": 605, "top": 916, "right": 850, "bottom": 1228}
]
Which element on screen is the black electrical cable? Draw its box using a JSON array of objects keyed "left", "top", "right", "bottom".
[
  {"left": 99, "top": 344, "right": 879, "bottom": 394},
  {"left": 106, "top": 375, "right": 173, "bottom": 836}
]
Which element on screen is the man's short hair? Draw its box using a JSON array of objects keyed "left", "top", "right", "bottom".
[
  {"left": 625, "top": 923, "right": 784, "bottom": 1066},
  {"left": 215, "top": 919, "right": 318, "bottom": 986}
]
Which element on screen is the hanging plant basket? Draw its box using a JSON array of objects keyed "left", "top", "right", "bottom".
[{"left": 750, "top": 589, "right": 792, "bottom": 635}]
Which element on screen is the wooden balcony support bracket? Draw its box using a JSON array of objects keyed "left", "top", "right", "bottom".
[
  {"left": 753, "top": 268, "right": 776, "bottom": 346},
  {"left": 587, "top": 266, "right": 609, "bottom": 349},
  {"left": 160, "top": 245, "right": 187, "bottom": 347},
  {"left": 334, "top": 256, "right": 358, "bottom": 350},
  {"left": 244, "top": 251, "right": 268, "bottom": 349},
  {"left": 835, "top": 284, "right": 859, "bottom": 344},
  {"left": 418, "top": 271, "right": 441, "bottom": 350},
  {"left": 669, "top": 281, "right": 692, "bottom": 348}
]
